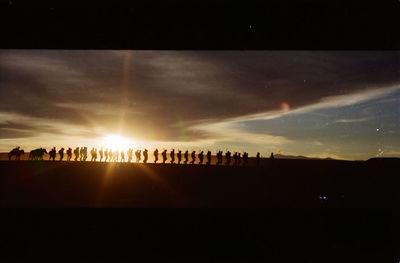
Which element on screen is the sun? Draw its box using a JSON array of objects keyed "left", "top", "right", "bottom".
[{"left": 101, "top": 134, "right": 136, "bottom": 152}]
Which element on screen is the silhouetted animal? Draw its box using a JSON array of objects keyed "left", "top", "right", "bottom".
[
  {"left": 154, "top": 149, "right": 159, "bottom": 163},
  {"left": 8, "top": 147, "right": 24, "bottom": 160},
  {"left": 29, "top": 148, "right": 47, "bottom": 160}
]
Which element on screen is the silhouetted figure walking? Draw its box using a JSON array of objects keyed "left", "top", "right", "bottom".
[
  {"left": 121, "top": 150, "right": 125, "bottom": 162},
  {"left": 226, "top": 151, "right": 231, "bottom": 166},
  {"left": 206, "top": 151, "right": 212, "bottom": 165},
  {"left": 83, "top": 147, "right": 88, "bottom": 161},
  {"left": 216, "top": 151, "right": 223, "bottom": 165},
  {"left": 143, "top": 149, "right": 148, "bottom": 163},
  {"left": 113, "top": 150, "right": 118, "bottom": 162},
  {"left": 99, "top": 147, "right": 103, "bottom": 162},
  {"left": 49, "top": 147, "right": 56, "bottom": 161},
  {"left": 162, "top": 150, "right": 167, "bottom": 164},
  {"left": 104, "top": 149, "right": 109, "bottom": 162},
  {"left": 170, "top": 149, "right": 175, "bottom": 164},
  {"left": 74, "top": 147, "right": 79, "bottom": 161},
  {"left": 79, "top": 147, "right": 84, "bottom": 161},
  {"left": 90, "top": 147, "right": 96, "bottom": 162},
  {"left": 135, "top": 150, "right": 141, "bottom": 163},
  {"left": 270, "top": 152, "right": 274, "bottom": 160},
  {"left": 154, "top": 149, "right": 159, "bottom": 163},
  {"left": 256, "top": 152, "right": 260, "bottom": 166},
  {"left": 233, "top": 152, "right": 238, "bottom": 165},
  {"left": 66, "top": 147, "right": 72, "bottom": 161},
  {"left": 243, "top": 152, "right": 248, "bottom": 166},
  {"left": 109, "top": 149, "right": 113, "bottom": 162},
  {"left": 198, "top": 151, "right": 204, "bottom": 164},
  {"left": 184, "top": 150, "right": 189, "bottom": 164},
  {"left": 127, "top": 148, "right": 133, "bottom": 162},
  {"left": 58, "top": 147, "right": 64, "bottom": 161},
  {"left": 190, "top": 151, "right": 196, "bottom": 164},
  {"left": 177, "top": 150, "right": 182, "bottom": 164}
]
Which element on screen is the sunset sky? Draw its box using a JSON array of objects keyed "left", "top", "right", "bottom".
[{"left": 0, "top": 50, "right": 399, "bottom": 160}]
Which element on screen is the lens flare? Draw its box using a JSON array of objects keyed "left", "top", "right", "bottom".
[{"left": 280, "top": 102, "right": 290, "bottom": 113}]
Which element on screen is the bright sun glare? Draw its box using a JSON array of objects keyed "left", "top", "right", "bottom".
[{"left": 101, "top": 134, "right": 136, "bottom": 152}]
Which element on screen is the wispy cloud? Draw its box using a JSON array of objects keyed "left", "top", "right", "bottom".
[{"left": 334, "top": 117, "right": 369, "bottom": 123}]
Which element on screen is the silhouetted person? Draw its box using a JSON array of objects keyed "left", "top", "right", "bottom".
[
  {"left": 109, "top": 149, "right": 113, "bottom": 162},
  {"left": 135, "top": 150, "right": 141, "bottom": 163},
  {"left": 50, "top": 147, "right": 56, "bottom": 161},
  {"left": 143, "top": 149, "right": 148, "bottom": 163},
  {"left": 270, "top": 152, "right": 274, "bottom": 160},
  {"left": 104, "top": 149, "right": 109, "bottom": 162},
  {"left": 226, "top": 151, "right": 231, "bottom": 165},
  {"left": 256, "top": 152, "right": 260, "bottom": 166},
  {"left": 99, "top": 147, "right": 103, "bottom": 162},
  {"left": 216, "top": 151, "right": 222, "bottom": 165},
  {"left": 198, "top": 151, "right": 204, "bottom": 164},
  {"left": 162, "top": 150, "right": 167, "bottom": 164},
  {"left": 184, "top": 150, "right": 189, "bottom": 164},
  {"left": 83, "top": 147, "right": 88, "bottom": 161},
  {"left": 177, "top": 150, "right": 182, "bottom": 164},
  {"left": 233, "top": 152, "right": 238, "bottom": 165},
  {"left": 237, "top": 153, "right": 241, "bottom": 165},
  {"left": 154, "top": 149, "right": 159, "bottom": 163},
  {"left": 73, "top": 147, "right": 79, "bottom": 161},
  {"left": 127, "top": 148, "right": 133, "bottom": 162},
  {"left": 66, "top": 147, "right": 72, "bottom": 161},
  {"left": 190, "top": 151, "right": 196, "bottom": 164},
  {"left": 206, "top": 151, "right": 212, "bottom": 165},
  {"left": 121, "top": 150, "right": 125, "bottom": 162},
  {"left": 243, "top": 152, "right": 248, "bottom": 166},
  {"left": 170, "top": 149, "right": 175, "bottom": 164},
  {"left": 79, "top": 147, "right": 84, "bottom": 161},
  {"left": 58, "top": 147, "right": 64, "bottom": 161},
  {"left": 113, "top": 150, "right": 118, "bottom": 162},
  {"left": 90, "top": 147, "right": 96, "bottom": 162}
]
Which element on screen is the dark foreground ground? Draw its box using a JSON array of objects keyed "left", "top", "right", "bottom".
[
  {"left": 1, "top": 158, "right": 400, "bottom": 262},
  {"left": 1, "top": 158, "right": 400, "bottom": 208}
]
